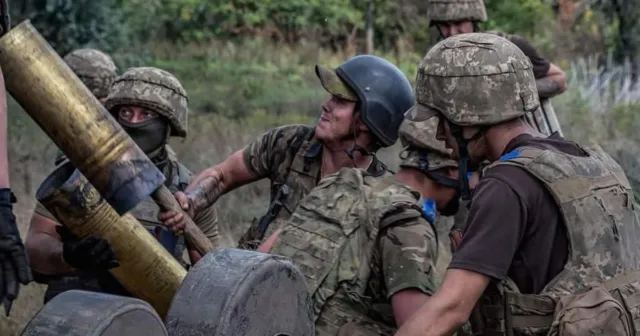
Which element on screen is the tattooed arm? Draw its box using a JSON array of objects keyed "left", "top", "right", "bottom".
[
  {"left": 160, "top": 124, "right": 309, "bottom": 236},
  {"left": 184, "top": 151, "right": 258, "bottom": 213},
  {"left": 160, "top": 150, "right": 257, "bottom": 227}
]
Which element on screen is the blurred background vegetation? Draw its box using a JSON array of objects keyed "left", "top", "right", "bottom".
[{"left": 3, "top": 0, "right": 640, "bottom": 334}]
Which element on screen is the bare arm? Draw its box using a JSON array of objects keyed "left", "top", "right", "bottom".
[
  {"left": 25, "top": 213, "right": 74, "bottom": 275},
  {"left": 508, "top": 34, "right": 567, "bottom": 99},
  {"left": 392, "top": 289, "right": 430, "bottom": 327},
  {"left": 395, "top": 269, "right": 490, "bottom": 336},
  {"left": 536, "top": 63, "right": 567, "bottom": 98},
  {"left": 160, "top": 150, "right": 258, "bottom": 229},
  {"left": 185, "top": 150, "right": 257, "bottom": 213}
]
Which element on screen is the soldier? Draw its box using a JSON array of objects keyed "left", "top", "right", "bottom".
[
  {"left": 426, "top": 0, "right": 567, "bottom": 99},
  {"left": 0, "top": 66, "right": 32, "bottom": 314},
  {"left": 254, "top": 115, "right": 462, "bottom": 335},
  {"left": 25, "top": 67, "right": 219, "bottom": 303},
  {"left": 395, "top": 33, "right": 640, "bottom": 336},
  {"left": 53, "top": 48, "right": 119, "bottom": 166},
  {"left": 159, "top": 55, "right": 415, "bottom": 251}
]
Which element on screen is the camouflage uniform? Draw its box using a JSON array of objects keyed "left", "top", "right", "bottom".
[
  {"left": 398, "top": 114, "right": 473, "bottom": 336},
  {"left": 416, "top": 32, "right": 640, "bottom": 336},
  {"left": 237, "top": 124, "right": 389, "bottom": 249},
  {"left": 260, "top": 116, "right": 467, "bottom": 335},
  {"left": 267, "top": 167, "right": 438, "bottom": 336},
  {"left": 37, "top": 67, "right": 218, "bottom": 302}
]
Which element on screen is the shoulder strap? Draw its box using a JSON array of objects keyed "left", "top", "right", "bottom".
[
  {"left": 175, "top": 161, "right": 192, "bottom": 191},
  {"left": 281, "top": 126, "right": 315, "bottom": 184},
  {"left": 485, "top": 146, "right": 544, "bottom": 170}
]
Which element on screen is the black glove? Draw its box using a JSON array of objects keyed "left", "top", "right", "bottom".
[
  {"left": 55, "top": 225, "right": 120, "bottom": 271},
  {"left": 0, "top": 188, "right": 32, "bottom": 314}
]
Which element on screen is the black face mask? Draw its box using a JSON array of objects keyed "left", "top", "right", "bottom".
[{"left": 119, "top": 118, "right": 168, "bottom": 154}]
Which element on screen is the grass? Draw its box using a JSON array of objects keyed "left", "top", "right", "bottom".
[{"left": 2, "top": 38, "right": 640, "bottom": 334}]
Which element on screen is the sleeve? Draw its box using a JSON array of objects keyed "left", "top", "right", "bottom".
[
  {"left": 241, "top": 125, "right": 310, "bottom": 180},
  {"left": 509, "top": 34, "right": 551, "bottom": 79},
  {"left": 448, "top": 175, "right": 527, "bottom": 281},
  {"left": 192, "top": 204, "right": 219, "bottom": 247},
  {"left": 379, "top": 215, "right": 439, "bottom": 298}
]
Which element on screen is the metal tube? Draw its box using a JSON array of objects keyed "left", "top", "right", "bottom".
[
  {"left": 36, "top": 162, "right": 187, "bottom": 318},
  {"left": 0, "top": 20, "right": 165, "bottom": 215}
]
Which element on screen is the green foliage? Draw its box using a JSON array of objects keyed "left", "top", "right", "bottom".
[
  {"left": 484, "top": 0, "right": 554, "bottom": 38},
  {"left": 12, "top": 0, "right": 127, "bottom": 56}
]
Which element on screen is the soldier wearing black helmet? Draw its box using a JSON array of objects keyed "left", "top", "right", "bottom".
[
  {"left": 426, "top": 0, "right": 567, "bottom": 99},
  {"left": 158, "top": 55, "right": 415, "bottom": 250}
]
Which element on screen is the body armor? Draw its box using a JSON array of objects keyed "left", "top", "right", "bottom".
[
  {"left": 471, "top": 145, "right": 640, "bottom": 335},
  {"left": 269, "top": 168, "right": 429, "bottom": 335}
]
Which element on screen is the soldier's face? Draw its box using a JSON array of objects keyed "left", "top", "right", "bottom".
[
  {"left": 316, "top": 95, "right": 360, "bottom": 142},
  {"left": 118, "top": 106, "right": 160, "bottom": 124},
  {"left": 437, "top": 20, "right": 474, "bottom": 38}
]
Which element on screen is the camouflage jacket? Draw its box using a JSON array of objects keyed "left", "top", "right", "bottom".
[
  {"left": 238, "top": 124, "right": 389, "bottom": 250},
  {"left": 469, "top": 145, "right": 640, "bottom": 335},
  {"left": 268, "top": 168, "right": 438, "bottom": 336}
]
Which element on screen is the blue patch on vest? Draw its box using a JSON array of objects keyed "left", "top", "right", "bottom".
[
  {"left": 421, "top": 198, "right": 437, "bottom": 224},
  {"left": 147, "top": 226, "right": 179, "bottom": 255},
  {"left": 499, "top": 148, "right": 522, "bottom": 161}
]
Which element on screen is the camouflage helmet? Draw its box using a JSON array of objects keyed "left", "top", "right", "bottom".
[
  {"left": 399, "top": 114, "right": 457, "bottom": 172},
  {"left": 105, "top": 67, "right": 188, "bottom": 137},
  {"left": 427, "top": 0, "right": 487, "bottom": 24},
  {"left": 411, "top": 33, "right": 539, "bottom": 127},
  {"left": 62, "top": 48, "right": 118, "bottom": 99}
]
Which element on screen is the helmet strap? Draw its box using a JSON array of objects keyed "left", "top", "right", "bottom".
[
  {"left": 344, "top": 118, "right": 375, "bottom": 168},
  {"left": 449, "top": 123, "right": 484, "bottom": 201}
]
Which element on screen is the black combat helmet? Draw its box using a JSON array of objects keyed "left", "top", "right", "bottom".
[{"left": 315, "top": 55, "right": 415, "bottom": 147}]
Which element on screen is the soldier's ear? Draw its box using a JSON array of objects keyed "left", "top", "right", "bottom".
[{"left": 353, "top": 110, "right": 369, "bottom": 132}]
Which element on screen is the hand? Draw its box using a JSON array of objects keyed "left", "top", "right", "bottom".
[
  {"left": 56, "top": 225, "right": 119, "bottom": 271},
  {"left": 158, "top": 210, "right": 186, "bottom": 235},
  {"left": 0, "top": 189, "right": 32, "bottom": 314},
  {"left": 157, "top": 191, "right": 193, "bottom": 235}
]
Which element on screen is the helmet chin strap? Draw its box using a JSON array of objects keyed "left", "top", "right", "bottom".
[
  {"left": 449, "top": 123, "right": 484, "bottom": 201},
  {"left": 344, "top": 119, "right": 376, "bottom": 169}
]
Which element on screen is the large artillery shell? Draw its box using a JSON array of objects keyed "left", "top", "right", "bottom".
[
  {"left": 36, "top": 162, "right": 187, "bottom": 318},
  {"left": 0, "top": 20, "right": 164, "bottom": 215}
]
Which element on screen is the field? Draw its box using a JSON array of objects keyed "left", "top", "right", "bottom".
[{"left": 1, "top": 39, "right": 640, "bottom": 334}]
